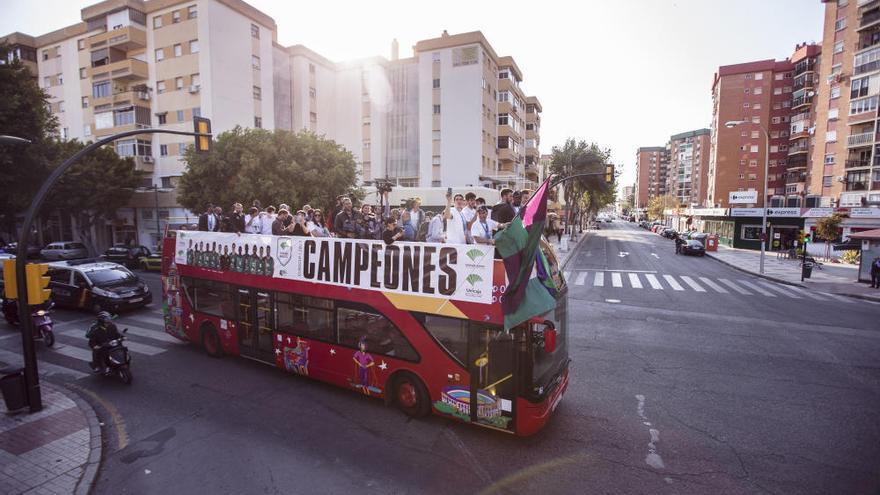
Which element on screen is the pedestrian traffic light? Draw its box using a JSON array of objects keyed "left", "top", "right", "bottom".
[
  {"left": 605, "top": 164, "right": 615, "bottom": 184},
  {"left": 193, "top": 117, "right": 212, "bottom": 154},
  {"left": 3, "top": 259, "right": 17, "bottom": 299},
  {"left": 25, "top": 263, "right": 51, "bottom": 305}
]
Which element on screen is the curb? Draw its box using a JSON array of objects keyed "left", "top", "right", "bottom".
[
  {"left": 559, "top": 232, "right": 588, "bottom": 270},
  {"left": 706, "top": 252, "right": 880, "bottom": 302},
  {"left": 50, "top": 382, "right": 103, "bottom": 495}
]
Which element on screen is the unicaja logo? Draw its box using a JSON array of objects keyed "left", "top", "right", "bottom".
[
  {"left": 466, "top": 248, "right": 483, "bottom": 262},
  {"left": 466, "top": 274, "right": 483, "bottom": 286}
]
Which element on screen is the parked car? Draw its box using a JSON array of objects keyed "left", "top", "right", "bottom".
[
  {"left": 680, "top": 239, "right": 706, "bottom": 256},
  {"left": 661, "top": 228, "right": 678, "bottom": 239},
  {"left": 102, "top": 245, "right": 152, "bottom": 268},
  {"left": 3, "top": 242, "right": 42, "bottom": 258},
  {"left": 46, "top": 260, "right": 151, "bottom": 313},
  {"left": 40, "top": 242, "right": 88, "bottom": 261},
  {"left": 139, "top": 249, "right": 163, "bottom": 271}
]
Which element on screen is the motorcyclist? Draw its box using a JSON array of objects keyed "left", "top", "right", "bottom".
[
  {"left": 87, "top": 311, "right": 121, "bottom": 374},
  {"left": 674, "top": 233, "right": 685, "bottom": 254}
]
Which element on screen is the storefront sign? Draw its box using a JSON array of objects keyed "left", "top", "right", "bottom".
[
  {"left": 849, "top": 207, "right": 880, "bottom": 218},
  {"left": 802, "top": 207, "right": 834, "bottom": 218},
  {"left": 729, "top": 190, "right": 758, "bottom": 204},
  {"left": 689, "top": 208, "right": 728, "bottom": 217},
  {"left": 730, "top": 208, "right": 763, "bottom": 217},
  {"left": 173, "top": 231, "right": 495, "bottom": 304},
  {"left": 765, "top": 207, "right": 802, "bottom": 217}
]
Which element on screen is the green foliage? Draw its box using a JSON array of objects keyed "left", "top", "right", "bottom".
[
  {"left": 841, "top": 249, "right": 860, "bottom": 265},
  {"left": 815, "top": 213, "right": 843, "bottom": 242},
  {"left": 178, "top": 127, "right": 362, "bottom": 215},
  {"left": 0, "top": 45, "right": 58, "bottom": 230},
  {"left": 549, "top": 139, "right": 614, "bottom": 225},
  {"left": 647, "top": 194, "right": 679, "bottom": 221}
]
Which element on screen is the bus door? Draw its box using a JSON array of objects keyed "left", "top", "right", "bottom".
[
  {"left": 467, "top": 324, "right": 518, "bottom": 432},
  {"left": 236, "top": 288, "right": 275, "bottom": 363}
]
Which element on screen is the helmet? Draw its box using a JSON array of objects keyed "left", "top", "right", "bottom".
[{"left": 96, "top": 311, "right": 112, "bottom": 322}]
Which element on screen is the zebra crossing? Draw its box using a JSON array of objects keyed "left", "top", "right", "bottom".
[
  {"left": 562, "top": 270, "right": 857, "bottom": 303},
  {"left": 0, "top": 306, "right": 186, "bottom": 381}
]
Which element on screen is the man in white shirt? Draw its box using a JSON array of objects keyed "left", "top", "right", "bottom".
[
  {"left": 260, "top": 206, "right": 276, "bottom": 235},
  {"left": 443, "top": 193, "right": 469, "bottom": 244},
  {"left": 426, "top": 212, "right": 444, "bottom": 242},
  {"left": 470, "top": 206, "right": 497, "bottom": 245}
]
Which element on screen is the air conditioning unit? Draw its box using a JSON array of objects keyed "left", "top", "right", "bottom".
[
  {"left": 136, "top": 91, "right": 150, "bottom": 101},
  {"left": 142, "top": 156, "right": 154, "bottom": 163},
  {"left": 827, "top": 74, "right": 839, "bottom": 85},
  {"left": 836, "top": 175, "right": 845, "bottom": 182},
  {"left": 189, "top": 85, "right": 200, "bottom": 93}
]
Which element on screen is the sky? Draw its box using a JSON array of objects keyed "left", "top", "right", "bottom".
[{"left": 0, "top": 0, "right": 825, "bottom": 194}]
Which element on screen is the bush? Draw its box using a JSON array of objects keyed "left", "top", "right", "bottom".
[{"left": 841, "top": 250, "right": 860, "bottom": 265}]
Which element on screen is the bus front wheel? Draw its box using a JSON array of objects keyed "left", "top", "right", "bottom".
[
  {"left": 201, "top": 324, "right": 222, "bottom": 358},
  {"left": 394, "top": 373, "right": 430, "bottom": 418}
]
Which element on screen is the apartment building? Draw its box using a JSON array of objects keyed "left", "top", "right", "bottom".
[
  {"left": 668, "top": 129, "right": 711, "bottom": 206},
  {"left": 707, "top": 58, "right": 794, "bottom": 208},
  {"left": 634, "top": 146, "right": 669, "bottom": 209},
  {"left": 786, "top": 43, "right": 821, "bottom": 207}
]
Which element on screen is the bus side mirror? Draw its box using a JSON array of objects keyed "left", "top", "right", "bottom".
[{"left": 530, "top": 318, "right": 557, "bottom": 354}]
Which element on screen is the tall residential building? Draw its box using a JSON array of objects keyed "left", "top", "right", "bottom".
[
  {"left": 708, "top": 58, "right": 794, "bottom": 208},
  {"left": 634, "top": 146, "right": 669, "bottom": 209},
  {"left": 811, "top": 0, "right": 880, "bottom": 208},
  {"left": 786, "top": 43, "right": 821, "bottom": 207},
  {"left": 668, "top": 129, "right": 711, "bottom": 206}
]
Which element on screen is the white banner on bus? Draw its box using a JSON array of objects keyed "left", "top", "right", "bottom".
[{"left": 172, "top": 231, "right": 495, "bottom": 304}]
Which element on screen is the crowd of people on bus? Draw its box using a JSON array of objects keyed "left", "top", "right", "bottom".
[{"left": 193, "top": 187, "right": 550, "bottom": 246}]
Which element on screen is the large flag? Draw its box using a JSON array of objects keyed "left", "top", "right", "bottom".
[{"left": 494, "top": 177, "right": 557, "bottom": 331}]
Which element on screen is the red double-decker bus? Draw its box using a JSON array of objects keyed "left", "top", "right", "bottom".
[{"left": 161, "top": 231, "right": 568, "bottom": 435}]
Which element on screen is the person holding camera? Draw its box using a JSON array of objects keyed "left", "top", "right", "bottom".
[
  {"left": 334, "top": 197, "right": 360, "bottom": 239},
  {"left": 291, "top": 210, "right": 311, "bottom": 237},
  {"left": 382, "top": 217, "right": 405, "bottom": 245},
  {"left": 443, "top": 192, "right": 469, "bottom": 244},
  {"left": 272, "top": 209, "right": 296, "bottom": 235},
  {"left": 358, "top": 204, "right": 382, "bottom": 239}
]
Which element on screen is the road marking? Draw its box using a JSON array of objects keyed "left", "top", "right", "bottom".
[
  {"left": 644, "top": 274, "right": 663, "bottom": 290},
  {"left": 118, "top": 324, "right": 185, "bottom": 345},
  {"left": 121, "top": 340, "right": 166, "bottom": 356},
  {"left": 679, "top": 276, "right": 705, "bottom": 292},
  {"left": 718, "top": 278, "right": 751, "bottom": 295},
  {"left": 662, "top": 275, "right": 684, "bottom": 291},
  {"left": 575, "top": 272, "right": 587, "bottom": 286},
  {"left": 605, "top": 299, "right": 621, "bottom": 304},
  {"left": 786, "top": 286, "right": 830, "bottom": 301},
  {"left": 563, "top": 271, "right": 572, "bottom": 281},
  {"left": 57, "top": 328, "right": 169, "bottom": 355},
  {"left": 651, "top": 253, "right": 660, "bottom": 259},
  {"left": 737, "top": 280, "right": 776, "bottom": 297},
  {"left": 568, "top": 269, "right": 658, "bottom": 273},
  {"left": 611, "top": 273, "right": 623, "bottom": 287},
  {"left": 698, "top": 277, "right": 728, "bottom": 293},
  {"left": 50, "top": 343, "right": 93, "bottom": 362},
  {"left": 0, "top": 348, "right": 87, "bottom": 379},
  {"left": 818, "top": 292, "right": 855, "bottom": 304},
  {"left": 593, "top": 272, "right": 605, "bottom": 287},
  {"left": 757, "top": 281, "right": 802, "bottom": 298},
  {"left": 628, "top": 273, "right": 643, "bottom": 289},
  {"left": 618, "top": 252, "right": 629, "bottom": 258}
]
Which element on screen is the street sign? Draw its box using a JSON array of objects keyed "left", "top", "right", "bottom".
[
  {"left": 729, "top": 190, "right": 758, "bottom": 204},
  {"left": 849, "top": 207, "right": 880, "bottom": 218},
  {"left": 765, "top": 207, "right": 801, "bottom": 217},
  {"left": 802, "top": 207, "right": 834, "bottom": 218}
]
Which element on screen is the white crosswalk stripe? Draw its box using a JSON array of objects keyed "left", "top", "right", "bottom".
[
  {"left": 120, "top": 323, "right": 185, "bottom": 345},
  {"left": 758, "top": 281, "right": 802, "bottom": 298},
  {"left": 786, "top": 286, "right": 830, "bottom": 301},
  {"left": 575, "top": 272, "right": 587, "bottom": 286},
  {"left": 611, "top": 273, "right": 623, "bottom": 288},
  {"left": 58, "top": 327, "right": 171, "bottom": 355},
  {"left": 698, "top": 277, "right": 728, "bottom": 293},
  {"left": 628, "top": 273, "right": 643, "bottom": 289},
  {"left": 737, "top": 280, "right": 776, "bottom": 297},
  {"left": 663, "top": 275, "right": 684, "bottom": 291},
  {"left": 49, "top": 343, "right": 93, "bottom": 362},
  {"left": 0, "top": 347, "right": 88, "bottom": 379},
  {"left": 817, "top": 292, "right": 855, "bottom": 304},
  {"left": 679, "top": 276, "right": 705, "bottom": 292},
  {"left": 718, "top": 278, "right": 751, "bottom": 295},
  {"left": 564, "top": 271, "right": 572, "bottom": 281},
  {"left": 644, "top": 274, "right": 663, "bottom": 290},
  {"left": 593, "top": 272, "right": 604, "bottom": 287}
]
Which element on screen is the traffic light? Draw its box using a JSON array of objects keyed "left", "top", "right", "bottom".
[
  {"left": 605, "top": 164, "right": 615, "bottom": 184},
  {"left": 193, "top": 117, "right": 212, "bottom": 154},
  {"left": 3, "top": 259, "right": 17, "bottom": 299},
  {"left": 25, "top": 263, "right": 51, "bottom": 305}
]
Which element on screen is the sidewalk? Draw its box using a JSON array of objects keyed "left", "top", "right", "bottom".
[
  {"left": 0, "top": 380, "right": 102, "bottom": 495},
  {"left": 707, "top": 244, "right": 880, "bottom": 302},
  {"left": 548, "top": 229, "right": 587, "bottom": 268}
]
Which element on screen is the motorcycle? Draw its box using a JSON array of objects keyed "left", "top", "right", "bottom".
[
  {"left": 90, "top": 328, "right": 133, "bottom": 385},
  {"left": 1, "top": 298, "right": 55, "bottom": 347}
]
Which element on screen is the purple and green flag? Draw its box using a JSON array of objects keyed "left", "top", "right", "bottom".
[{"left": 494, "top": 177, "right": 558, "bottom": 331}]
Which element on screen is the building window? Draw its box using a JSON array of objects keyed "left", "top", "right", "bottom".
[
  {"left": 158, "top": 113, "right": 167, "bottom": 125},
  {"left": 157, "top": 81, "right": 166, "bottom": 94},
  {"left": 835, "top": 18, "right": 846, "bottom": 31},
  {"left": 178, "top": 143, "right": 187, "bottom": 155},
  {"left": 173, "top": 44, "right": 182, "bottom": 57},
  {"left": 826, "top": 130, "right": 837, "bottom": 142},
  {"left": 309, "top": 87, "right": 316, "bottom": 98},
  {"left": 42, "top": 50, "right": 48, "bottom": 61},
  {"left": 253, "top": 86, "right": 262, "bottom": 100},
  {"left": 750, "top": 145, "right": 759, "bottom": 153},
  {"left": 432, "top": 130, "right": 441, "bottom": 140},
  {"left": 81, "top": 96, "right": 88, "bottom": 108},
  {"left": 309, "top": 63, "right": 315, "bottom": 73},
  {"left": 753, "top": 87, "right": 763, "bottom": 95},
  {"left": 189, "top": 40, "right": 199, "bottom": 54},
  {"left": 188, "top": 5, "right": 197, "bottom": 19},
  {"left": 833, "top": 41, "right": 844, "bottom": 54},
  {"left": 254, "top": 116, "right": 262, "bottom": 128},
  {"left": 177, "top": 110, "right": 184, "bottom": 122},
  {"left": 83, "top": 124, "right": 91, "bottom": 137},
  {"left": 175, "top": 77, "right": 183, "bottom": 90},
  {"left": 155, "top": 48, "right": 165, "bottom": 61},
  {"left": 432, "top": 156, "right": 440, "bottom": 166},
  {"left": 755, "top": 72, "right": 763, "bottom": 80},
  {"left": 77, "top": 39, "right": 85, "bottom": 50},
  {"left": 433, "top": 78, "right": 440, "bottom": 89},
  {"left": 824, "top": 153, "right": 834, "bottom": 165},
  {"left": 172, "top": 10, "right": 181, "bottom": 23},
  {"left": 160, "top": 144, "right": 168, "bottom": 156},
  {"left": 432, "top": 52, "right": 440, "bottom": 63},
  {"left": 251, "top": 55, "right": 260, "bottom": 70},
  {"left": 92, "top": 81, "right": 110, "bottom": 98},
  {"left": 193, "top": 107, "right": 201, "bottom": 118},
  {"left": 191, "top": 73, "right": 200, "bottom": 87},
  {"left": 831, "top": 86, "right": 841, "bottom": 99},
  {"left": 828, "top": 107, "right": 839, "bottom": 120},
  {"left": 251, "top": 24, "right": 260, "bottom": 39},
  {"left": 850, "top": 95, "right": 879, "bottom": 115},
  {"left": 822, "top": 176, "right": 832, "bottom": 187},
  {"left": 433, "top": 104, "right": 440, "bottom": 114},
  {"left": 79, "top": 67, "right": 87, "bottom": 79},
  {"left": 153, "top": 16, "right": 162, "bottom": 29}
]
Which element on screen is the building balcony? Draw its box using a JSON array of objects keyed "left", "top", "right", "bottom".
[
  {"left": 88, "top": 25, "right": 146, "bottom": 52},
  {"left": 792, "top": 77, "right": 814, "bottom": 91},
  {"left": 847, "top": 131, "right": 875, "bottom": 147},
  {"left": 791, "top": 95, "right": 813, "bottom": 109},
  {"left": 788, "top": 143, "right": 809, "bottom": 155},
  {"left": 92, "top": 88, "right": 150, "bottom": 108},
  {"left": 526, "top": 129, "right": 538, "bottom": 140},
  {"left": 793, "top": 62, "right": 816, "bottom": 77},
  {"left": 498, "top": 148, "right": 520, "bottom": 163},
  {"left": 846, "top": 158, "right": 871, "bottom": 168},
  {"left": 859, "top": 9, "right": 880, "bottom": 31},
  {"left": 94, "top": 122, "right": 150, "bottom": 138},
  {"left": 133, "top": 155, "right": 155, "bottom": 173},
  {"left": 90, "top": 58, "right": 148, "bottom": 82}
]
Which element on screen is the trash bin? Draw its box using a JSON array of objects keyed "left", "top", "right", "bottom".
[
  {"left": 0, "top": 369, "right": 27, "bottom": 412},
  {"left": 802, "top": 262, "right": 814, "bottom": 279},
  {"left": 706, "top": 234, "right": 719, "bottom": 252}
]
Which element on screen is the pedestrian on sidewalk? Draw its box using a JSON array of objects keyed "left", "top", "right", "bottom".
[{"left": 871, "top": 256, "right": 880, "bottom": 288}]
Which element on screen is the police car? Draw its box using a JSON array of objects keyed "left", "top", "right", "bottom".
[{"left": 46, "top": 259, "right": 152, "bottom": 313}]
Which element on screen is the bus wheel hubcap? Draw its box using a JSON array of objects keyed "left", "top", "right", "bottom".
[{"left": 399, "top": 383, "right": 417, "bottom": 407}]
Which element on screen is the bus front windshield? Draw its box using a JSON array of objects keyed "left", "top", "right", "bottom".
[{"left": 531, "top": 239, "right": 569, "bottom": 396}]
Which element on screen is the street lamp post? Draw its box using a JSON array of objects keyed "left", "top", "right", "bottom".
[{"left": 725, "top": 120, "right": 769, "bottom": 274}]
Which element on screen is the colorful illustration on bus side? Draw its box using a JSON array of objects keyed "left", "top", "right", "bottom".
[
  {"left": 350, "top": 337, "right": 382, "bottom": 396},
  {"left": 432, "top": 386, "right": 510, "bottom": 429},
  {"left": 279, "top": 336, "right": 310, "bottom": 376},
  {"left": 162, "top": 262, "right": 186, "bottom": 340}
]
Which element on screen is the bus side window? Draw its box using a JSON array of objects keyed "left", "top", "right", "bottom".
[
  {"left": 193, "top": 280, "right": 234, "bottom": 319},
  {"left": 416, "top": 313, "right": 467, "bottom": 366},
  {"left": 338, "top": 307, "right": 418, "bottom": 362},
  {"left": 275, "top": 293, "right": 334, "bottom": 342}
]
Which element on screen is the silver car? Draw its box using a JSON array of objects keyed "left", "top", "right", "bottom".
[{"left": 40, "top": 242, "right": 89, "bottom": 261}]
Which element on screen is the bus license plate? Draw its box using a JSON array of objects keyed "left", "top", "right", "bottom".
[
  {"left": 129, "top": 298, "right": 142, "bottom": 303},
  {"left": 551, "top": 391, "right": 563, "bottom": 411}
]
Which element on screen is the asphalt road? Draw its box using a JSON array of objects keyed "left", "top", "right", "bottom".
[{"left": 0, "top": 224, "right": 878, "bottom": 494}]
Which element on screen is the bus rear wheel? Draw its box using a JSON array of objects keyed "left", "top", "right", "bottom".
[
  {"left": 394, "top": 373, "right": 430, "bottom": 418},
  {"left": 201, "top": 324, "right": 222, "bottom": 358}
]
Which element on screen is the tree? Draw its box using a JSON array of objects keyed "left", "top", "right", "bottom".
[
  {"left": 178, "top": 127, "right": 362, "bottom": 215},
  {"left": 815, "top": 212, "right": 843, "bottom": 259},
  {"left": 647, "top": 194, "right": 679, "bottom": 221},
  {"left": 47, "top": 139, "right": 140, "bottom": 254},
  {"left": 548, "top": 139, "right": 614, "bottom": 233},
  {"left": 0, "top": 44, "right": 58, "bottom": 238}
]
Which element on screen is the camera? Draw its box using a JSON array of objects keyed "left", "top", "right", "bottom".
[{"left": 375, "top": 179, "right": 394, "bottom": 195}]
